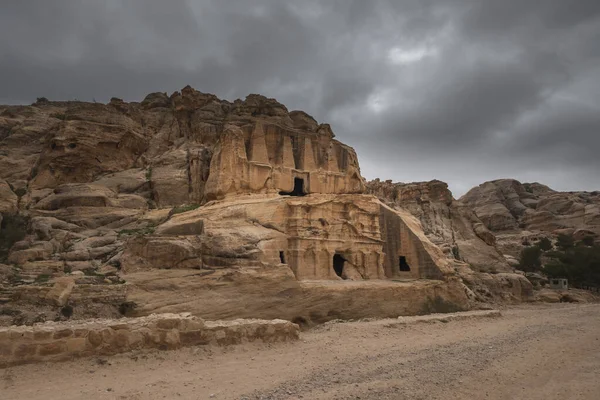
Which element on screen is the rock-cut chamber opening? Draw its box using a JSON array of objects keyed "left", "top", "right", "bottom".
[
  {"left": 333, "top": 253, "right": 346, "bottom": 279},
  {"left": 399, "top": 256, "right": 411, "bottom": 272},
  {"left": 279, "top": 178, "right": 306, "bottom": 197},
  {"left": 279, "top": 251, "right": 286, "bottom": 264}
]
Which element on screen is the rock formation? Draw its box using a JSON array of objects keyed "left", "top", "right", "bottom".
[
  {"left": 460, "top": 179, "right": 600, "bottom": 257},
  {"left": 366, "top": 179, "right": 534, "bottom": 303},
  {"left": 367, "top": 179, "right": 509, "bottom": 271},
  {"left": 0, "top": 87, "right": 469, "bottom": 326}
]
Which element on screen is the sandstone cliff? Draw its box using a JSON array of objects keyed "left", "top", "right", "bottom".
[
  {"left": 366, "top": 179, "right": 534, "bottom": 303},
  {"left": 460, "top": 179, "right": 600, "bottom": 257},
  {"left": 0, "top": 88, "right": 469, "bottom": 326},
  {"left": 366, "top": 179, "right": 509, "bottom": 272}
]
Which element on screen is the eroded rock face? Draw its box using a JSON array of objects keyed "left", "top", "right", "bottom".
[
  {"left": 460, "top": 179, "right": 600, "bottom": 256},
  {"left": 0, "top": 88, "right": 468, "bottom": 325},
  {"left": 366, "top": 179, "right": 510, "bottom": 272},
  {"left": 1, "top": 87, "right": 363, "bottom": 209}
]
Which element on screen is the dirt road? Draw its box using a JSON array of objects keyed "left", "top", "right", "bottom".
[{"left": 3, "top": 303, "right": 600, "bottom": 400}]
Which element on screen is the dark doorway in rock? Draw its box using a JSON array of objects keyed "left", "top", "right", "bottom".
[
  {"left": 399, "top": 256, "right": 411, "bottom": 272},
  {"left": 279, "top": 178, "right": 306, "bottom": 197},
  {"left": 333, "top": 254, "right": 346, "bottom": 279},
  {"left": 279, "top": 251, "right": 286, "bottom": 264}
]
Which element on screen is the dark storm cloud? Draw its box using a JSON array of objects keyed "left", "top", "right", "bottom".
[{"left": 1, "top": 0, "right": 599, "bottom": 195}]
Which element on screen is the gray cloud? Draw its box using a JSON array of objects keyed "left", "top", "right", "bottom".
[{"left": 1, "top": 0, "right": 599, "bottom": 196}]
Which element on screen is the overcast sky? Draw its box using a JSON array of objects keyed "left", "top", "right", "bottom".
[{"left": 1, "top": 1, "right": 599, "bottom": 196}]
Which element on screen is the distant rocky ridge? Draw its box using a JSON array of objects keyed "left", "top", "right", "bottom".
[
  {"left": 367, "top": 178, "right": 599, "bottom": 264},
  {"left": 460, "top": 179, "right": 600, "bottom": 257}
]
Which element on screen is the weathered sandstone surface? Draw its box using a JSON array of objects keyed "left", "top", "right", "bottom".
[
  {"left": 460, "top": 179, "right": 600, "bottom": 257},
  {"left": 367, "top": 179, "right": 508, "bottom": 271},
  {"left": 0, "top": 88, "right": 471, "bottom": 329},
  {"left": 366, "top": 179, "right": 534, "bottom": 303}
]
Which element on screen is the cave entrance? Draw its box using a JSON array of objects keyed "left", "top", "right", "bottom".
[
  {"left": 279, "top": 178, "right": 306, "bottom": 197},
  {"left": 279, "top": 251, "right": 286, "bottom": 264},
  {"left": 333, "top": 253, "right": 346, "bottom": 279},
  {"left": 399, "top": 256, "right": 411, "bottom": 272}
]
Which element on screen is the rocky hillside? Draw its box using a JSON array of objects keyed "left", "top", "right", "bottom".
[
  {"left": 366, "top": 179, "right": 509, "bottom": 272},
  {"left": 366, "top": 179, "right": 537, "bottom": 304},
  {"left": 460, "top": 179, "right": 600, "bottom": 257}
]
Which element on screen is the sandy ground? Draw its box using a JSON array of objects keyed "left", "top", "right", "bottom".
[{"left": 2, "top": 303, "right": 600, "bottom": 400}]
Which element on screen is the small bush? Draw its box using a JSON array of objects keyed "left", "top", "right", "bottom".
[
  {"left": 61, "top": 305, "right": 74, "bottom": 318},
  {"left": 580, "top": 236, "right": 595, "bottom": 247},
  {"left": 50, "top": 113, "right": 67, "bottom": 120},
  {"left": 35, "top": 274, "right": 51, "bottom": 283},
  {"left": 119, "top": 301, "right": 137, "bottom": 316},
  {"left": 117, "top": 226, "right": 155, "bottom": 237},
  {"left": 556, "top": 234, "right": 574, "bottom": 251},
  {"left": 538, "top": 237, "right": 553, "bottom": 251},
  {"left": 170, "top": 204, "right": 200, "bottom": 216},
  {"left": 0, "top": 215, "right": 29, "bottom": 263},
  {"left": 82, "top": 268, "right": 103, "bottom": 277},
  {"left": 452, "top": 245, "right": 460, "bottom": 260},
  {"left": 518, "top": 246, "right": 542, "bottom": 272},
  {"left": 145, "top": 167, "right": 153, "bottom": 182},
  {"left": 35, "top": 97, "right": 49, "bottom": 104}
]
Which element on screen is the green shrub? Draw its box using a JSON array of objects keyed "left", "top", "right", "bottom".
[
  {"left": 556, "top": 233, "right": 574, "bottom": 251},
  {"left": 35, "top": 274, "right": 51, "bottom": 283},
  {"left": 538, "top": 237, "right": 553, "bottom": 251},
  {"left": 451, "top": 245, "right": 460, "bottom": 260},
  {"left": 580, "top": 236, "right": 595, "bottom": 247},
  {"left": 117, "top": 226, "right": 155, "bottom": 237},
  {"left": 543, "top": 242, "right": 600, "bottom": 288},
  {"left": 82, "top": 268, "right": 102, "bottom": 277},
  {"left": 0, "top": 215, "right": 29, "bottom": 263},
  {"left": 50, "top": 113, "right": 67, "bottom": 120},
  {"left": 170, "top": 204, "right": 200, "bottom": 216},
  {"left": 518, "top": 246, "right": 542, "bottom": 272}
]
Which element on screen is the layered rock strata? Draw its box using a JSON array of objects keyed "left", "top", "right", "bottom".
[
  {"left": 460, "top": 179, "right": 600, "bottom": 257},
  {"left": 0, "top": 87, "right": 469, "bottom": 327},
  {"left": 366, "top": 179, "right": 534, "bottom": 303}
]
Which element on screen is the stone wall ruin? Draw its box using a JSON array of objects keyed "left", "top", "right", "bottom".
[{"left": 0, "top": 313, "right": 299, "bottom": 367}]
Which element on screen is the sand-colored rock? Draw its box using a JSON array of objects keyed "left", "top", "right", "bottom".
[
  {"left": 148, "top": 194, "right": 452, "bottom": 281},
  {"left": 456, "top": 264, "right": 533, "bottom": 303},
  {"left": 535, "top": 288, "right": 599, "bottom": 304},
  {"left": 1, "top": 87, "right": 476, "bottom": 328},
  {"left": 460, "top": 179, "right": 599, "bottom": 257},
  {"left": 367, "top": 179, "right": 510, "bottom": 272},
  {"left": 0, "top": 313, "right": 299, "bottom": 367},
  {"left": 124, "top": 267, "right": 468, "bottom": 323}
]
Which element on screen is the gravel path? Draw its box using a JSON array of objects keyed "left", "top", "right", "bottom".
[{"left": 3, "top": 303, "right": 600, "bottom": 400}]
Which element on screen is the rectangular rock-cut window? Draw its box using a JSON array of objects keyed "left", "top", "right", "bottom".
[
  {"left": 399, "top": 256, "right": 411, "bottom": 272},
  {"left": 279, "top": 178, "right": 306, "bottom": 197},
  {"left": 279, "top": 251, "right": 286, "bottom": 264}
]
